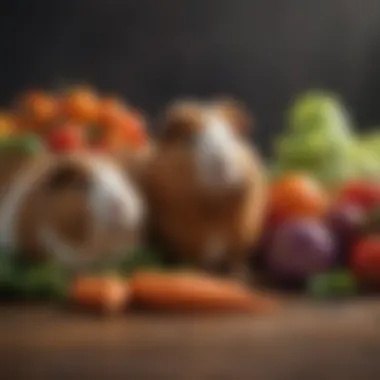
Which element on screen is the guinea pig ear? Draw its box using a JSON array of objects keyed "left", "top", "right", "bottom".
[
  {"left": 214, "top": 98, "right": 254, "bottom": 137},
  {"left": 157, "top": 100, "right": 202, "bottom": 141}
]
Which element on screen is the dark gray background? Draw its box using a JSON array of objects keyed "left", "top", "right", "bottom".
[{"left": 1, "top": 0, "right": 380, "bottom": 153}]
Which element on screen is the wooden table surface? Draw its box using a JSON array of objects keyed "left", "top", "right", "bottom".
[{"left": 0, "top": 298, "right": 380, "bottom": 380}]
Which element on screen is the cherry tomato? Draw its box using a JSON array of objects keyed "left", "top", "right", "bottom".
[
  {"left": 98, "top": 97, "right": 126, "bottom": 127},
  {"left": 19, "top": 91, "right": 60, "bottom": 126},
  {"left": 351, "top": 236, "right": 380, "bottom": 285},
  {"left": 337, "top": 181, "right": 380, "bottom": 211},
  {"left": 270, "top": 173, "right": 329, "bottom": 222},
  {"left": 64, "top": 86, "right": 99, "bottom": 123},
  {"left": 47, "top": 126, "right": 85, "bottom": 153}
]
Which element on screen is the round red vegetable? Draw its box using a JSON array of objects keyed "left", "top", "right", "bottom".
[
  {"left": 350, "top": 236, "right": 380, "bottom": 285},
  {"left": 267, "top": 218, "right": 336, "bottom": 282},
  {"left": 337, "top": 181, "right": 380, "bottom": 211},
  {"left": 47, "top": 126, "right": 85, "bottom": 153}
]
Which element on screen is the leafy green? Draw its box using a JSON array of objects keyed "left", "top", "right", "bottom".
[
  {"left": 0, "top": 134, "right": 46, "bottom": 155},
  {"left": 307, "top": 269, "right": 358, "bottom": 300},
  {"left": 0, "top": 245, "right": 167, "bottom": 302},
  {"left": 287, "top": 91, "right": 353, "bottom": 137}
]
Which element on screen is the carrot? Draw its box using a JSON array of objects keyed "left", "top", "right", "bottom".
[
  {"left": 129, "top": 271, "right": 279, "bottom": 314},
  {"left": 70, "top": 275, "right": 131, "bottom": 314}
]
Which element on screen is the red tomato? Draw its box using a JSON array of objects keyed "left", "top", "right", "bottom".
[
  {"left": 351, "top": 236, "right": 380, "bottom": 285},
  {"left": 47, "top": 126, "right": 85, "bottom": 153},
  {"left": 337, "top": 181, "right": 380, "bottom": 211}
]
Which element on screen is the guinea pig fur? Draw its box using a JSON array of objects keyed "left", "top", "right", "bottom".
[
  {"left": 143, "top": 98, "right": 268, "bottom": 281},
  {"left": 0, "top": 151, "right": 146, "bottom": 269}
]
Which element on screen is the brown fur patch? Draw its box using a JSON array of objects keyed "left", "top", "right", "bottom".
[
  {"left": 214, "top": 97, "right": 254, "bottom": 136},
  {"left": 158, "top": 98, "right": 254, "bottom": 142}
]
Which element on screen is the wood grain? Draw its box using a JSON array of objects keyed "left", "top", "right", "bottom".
[{"left": 0, "top": 298, "right": 380, "bottom": 380}]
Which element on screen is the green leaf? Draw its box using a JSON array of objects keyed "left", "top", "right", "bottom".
[
  {"left": 17, "top": 263, "right": 69, "bottom": 301},
  {"left": 0, "top": 134, "right": 46, "bottom": 156},
  {"left": 287, "top": 90, "right": 354, "bottom": 137},
  {"left": 307, "top": 270, "right": 358, "bottom": 300}
]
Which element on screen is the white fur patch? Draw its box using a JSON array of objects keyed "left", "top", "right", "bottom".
[
  {"left": 88, "top": 157, "right": 145, "bottom": 233},
  {"left": 42, "top": 156, "right": 146, "bottom": 266},
  {"left": 195, "top": 112, "right": 244, "bottom": 189}
]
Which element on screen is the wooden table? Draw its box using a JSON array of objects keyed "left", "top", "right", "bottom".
[{"left": 0, "top": 298, "right": 380, "bottom": 380}]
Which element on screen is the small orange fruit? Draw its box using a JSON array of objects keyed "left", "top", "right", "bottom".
[
  {"left": 0, "top": 112, "right": 16, "bottom": 137},
  {"left": 98, "top": 97, "right": 127, "bottom": 127},
  {"left": 19, "top": 91, "right": 60, "bottom": 126},
  {"left": 270, "top": 172, "right": 329, "bottom": 222},
  {"left": 64, "top": 86, "right": 99, "bottom": 123}
]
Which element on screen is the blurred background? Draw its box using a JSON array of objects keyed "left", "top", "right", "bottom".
[{"left": 1, "top": 0, "right": 380, "bottom": 154}]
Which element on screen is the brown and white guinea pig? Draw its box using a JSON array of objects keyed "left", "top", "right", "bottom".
[
  {"left": 143, "top": 98, "right": 268, "bottom": 281},
  {"left": 0, "top": 152, "right": 145, "bottom": 269}
]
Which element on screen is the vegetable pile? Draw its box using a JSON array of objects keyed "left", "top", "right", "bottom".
[
  {"left": 0, "top": 86, "right": 148, "bottom": 154},
  {"left": 0, "top": 249, "right": 278, "bottom": 315},
  {"left": 261, "top": 90, "right": 380, "bottom": 299},
  {"left": 1, "top": 88, "right": 380, "bottom": 314},
  {"left": 271, "top": 91, "right": 380, "bottom": 187}
]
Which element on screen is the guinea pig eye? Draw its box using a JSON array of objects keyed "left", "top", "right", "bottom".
[
  {"left": 45, "top": 166, "right": 91, "bottom": 192},
  {"left": 181, "top": 129, "right": 198, "bottom": 146},
  {"left": 163, "top": 127, "right": 198, "bottom": 147}
]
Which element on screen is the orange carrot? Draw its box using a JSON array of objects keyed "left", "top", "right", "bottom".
[
  {"left": 70, "top": 275, "right": 131, "bottom": 314},
  {"left": 129, "top": 271, "right": 279, "bottom": 314}
]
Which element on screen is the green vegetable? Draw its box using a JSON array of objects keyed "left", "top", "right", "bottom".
[
  {"left": 272, "top": 90, "right": 380, "bottom": 189},
  {"left": 0, "top": 253, "right": 69, "bottom": 301},
  {"left": 287, "top": 91, "right": 353, "bottom": 138},
  {"left": 349, "top": 140, "right": 380, "bottom": 181},
  {"left": 358, "top": 131, "right": 380, "bottom": 162},
  {"left": 307, "top": 270, "right": 358, "bottom": 300},
  {"left": 17, "top": 263, "right": 69, "bottom": 301},
  {"left": 0, "top": 246, "right": 167, "bottom": 301},
  {"left": 0, "top": 134, "right": 46, "bottom": 156},
  {"left": 0, "top": 254, "right": 20, "bottom": 299}
]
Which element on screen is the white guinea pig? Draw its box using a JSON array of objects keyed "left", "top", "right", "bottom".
[
  {"left": 0, "top": 152, "right": 145, "bottom": 268},
  {"left": 143, "top": 98, "right": 268, "bottom": 281}
]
